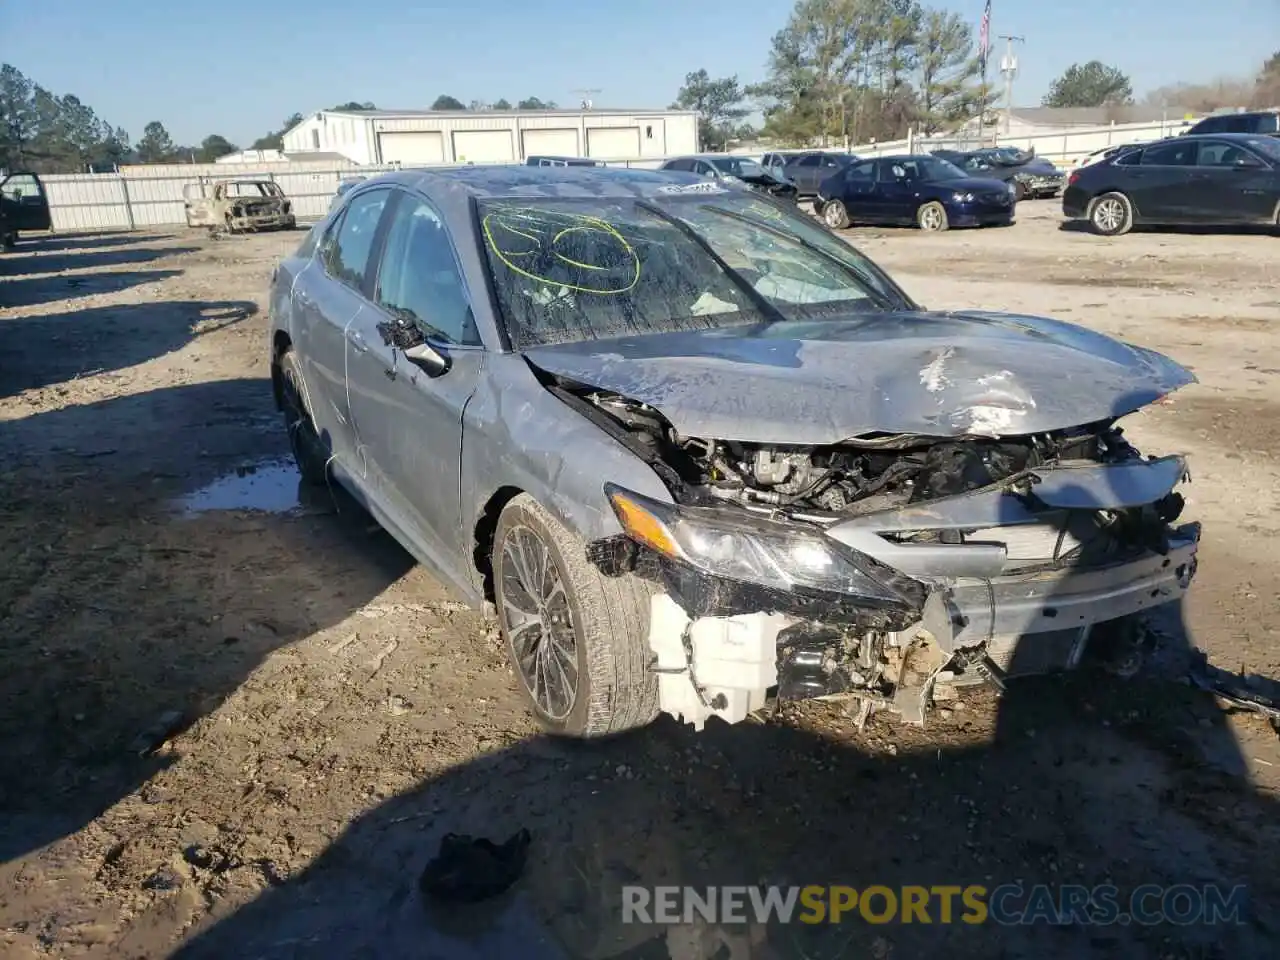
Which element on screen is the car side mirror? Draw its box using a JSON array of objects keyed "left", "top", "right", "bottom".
[
  {"left": 377, "top": 316, "right": 451, "bottom": 377},
  {"left": 403, "top": 342, "right": 450, "bottom": 377},
  {"left": 1233, "top": 156, "right": 1263, "bottom": 170}
]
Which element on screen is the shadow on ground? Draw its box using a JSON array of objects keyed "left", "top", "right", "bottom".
[
  {"left": 171, "top": 642, "right": 1280, "bottom": 959},
  {"left": 0, "top": 377, "right": 415, "bottom": 862},
  {"left": 14, "top": 231, "right": 172, "bottom": 253},
  {"left": 0, "top": 299, "right": 256, "bottom": 399},
  {"left": 0, "top": 244, "right": 200, "bottom": 278},
  {"left": 0, "top": 269, "right": 184, "bottom": 310},
  {"left": 1058, "top": 219, "right": 1278, "bottom": 238}
]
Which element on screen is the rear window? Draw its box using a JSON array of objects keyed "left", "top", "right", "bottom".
[
  {"left": 1246, "top": 137, "right": 1280, "bottom": 162},
  {"left": 1141, "top": 141, "right": 1195, "bottom": 166}
]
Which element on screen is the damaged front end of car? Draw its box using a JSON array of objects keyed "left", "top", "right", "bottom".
[{"left": 568, "top": 384, "right": 1199, "bottom": 730}]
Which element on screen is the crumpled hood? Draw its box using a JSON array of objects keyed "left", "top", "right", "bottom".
[{"left": 524, "top": 311, "right": 1196, "bottom": 445}]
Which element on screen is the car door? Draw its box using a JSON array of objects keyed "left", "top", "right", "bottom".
[
  {"left": 183, "top": 183, "right": 217, "bottom": 227},
  {"left": 344, "top": 189, "right": 486, "bottom": 568},
  {"left": 292, "top": 187, "right": 393, "bottom": 469},
  {"left": 0, "top": 172, "right": 52, "bottom": 231},
  {"left": 789, "top": 154, "right": 824, "bottom": 194},
  {"left": 874, "top": 159, "right": 920, "bottom": 223},
  {"left": 837, "top": 160, "right": 880, "bottom": 218},
  {"left": 1190, "top": 140, "right": 1275, "bottom": 222},
  {"left": 814, "top": 154, "right": 846, "bottom": 192},
  {"left": 1127, "top": 139, "right": 1199, "bottom": 220}
]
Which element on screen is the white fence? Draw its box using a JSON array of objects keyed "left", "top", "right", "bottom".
[
  {"left": 39, "top": 157, "right": 671, "bottom": 232},
  {"left": 848, "top": 117, "right": 1197, "bottom": 164},
  {"left": 37, "top": 116, "right": 1199, "bottom": 232}
]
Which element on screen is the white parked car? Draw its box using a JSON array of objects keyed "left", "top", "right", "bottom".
[{"left": 1072, "top": 143, "right": 1146, "bottom": 170}]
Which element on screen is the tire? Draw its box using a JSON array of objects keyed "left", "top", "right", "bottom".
[
  {"left": 822, "top": 199, "right": 850, "bottom": 230},
  {"left": 1014, "top": 180, "right": 1029, "bottom": 202},
  {"left": 917, "top": 201, "right": 949, "bottom": 232},
  {"left": 278, "top": 350, "right": 329, "bottom": 486},
  {"left": 493, "top": 493, "right": 659, "bottom": 738},
  {"left": 1088, "top": 192, "right": 1133, "bottom": 237}
]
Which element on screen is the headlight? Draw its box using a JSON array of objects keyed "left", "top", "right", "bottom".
[
  {"left": 605, "top": 484, "right": 900, "bottom": 600},
  {"left": 951, "top": 191, "right": 974, "bottom": 203}
]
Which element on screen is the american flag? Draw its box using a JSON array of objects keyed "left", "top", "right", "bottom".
[{"left": 978, "top": 0, "right": 992, "bottom": 69}]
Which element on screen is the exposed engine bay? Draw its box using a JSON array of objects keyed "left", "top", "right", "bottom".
[
  {"left": 563, "top": 380, "right": 1200, "bottom": 731},
  {"left": 582, "top": 386, "right": 1171, "bottom": 518}
]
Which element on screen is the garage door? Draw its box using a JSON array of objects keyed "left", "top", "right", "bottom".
[
  {"left": 521, "top": 128, "right": 580, "bottom": 159},
  {"left": 452, "top": 130, "right": 515, "bottom": 164},
  {"left": 586, "top": 127, "right": 641, "bottom": 159},
  {"left": 378, "top": 131, "right": 445, "bottom": 165}
]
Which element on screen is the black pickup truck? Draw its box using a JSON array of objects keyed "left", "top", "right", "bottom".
[{"left": 1, "top": 170, "right": 53, "bottom": 250}]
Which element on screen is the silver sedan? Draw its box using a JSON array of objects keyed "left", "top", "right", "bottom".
[{"left": 268, "top": 165, "right": 1200, "bottom": 737}]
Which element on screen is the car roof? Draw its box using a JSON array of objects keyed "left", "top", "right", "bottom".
[
  {"left": 341, "top": 165, "right": 731, "bottom": 224},
  {"left": 1174, "top": 131, "right": 1276, "bottom": 141}
]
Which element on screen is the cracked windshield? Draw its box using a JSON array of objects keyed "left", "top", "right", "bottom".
[{"left": 478, "top": 194, "right": 896, "bottom": 347}]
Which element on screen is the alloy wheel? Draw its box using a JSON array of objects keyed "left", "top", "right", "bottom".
[
  {"left": 1094, "top": 198, "right": 1125, "bottom": 233},
  {"left": 498, "top": 526, "right": 579, "bottom": 721}
]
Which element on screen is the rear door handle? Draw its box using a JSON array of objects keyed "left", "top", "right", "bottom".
[{"left": 347, "top": 329, "right": 368, "bottom": 353}]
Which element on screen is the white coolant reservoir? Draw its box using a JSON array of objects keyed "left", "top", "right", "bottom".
[{"left": 647, "top": 594, "right": 792, "bottom": 731}]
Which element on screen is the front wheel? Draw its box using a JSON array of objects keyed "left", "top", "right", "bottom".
[
  {"left": 822, "top": 199, "right": 850, "bottom": 229},
  {"left": 917, "top": 201, "right": 949, "bottom": 232},
  {"left": 278, "top": 350, "right": 329, "bottom": 486},
  {"left": 1088, "top": 192, "right": 1133, "bottom": 236},
  {"left": 493, "top": 494, "right": 659, "bottom": 738}
]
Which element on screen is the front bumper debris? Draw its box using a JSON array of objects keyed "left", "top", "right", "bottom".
[{"left": 638, "top": 456, "right": 1200, "bottom": 730}]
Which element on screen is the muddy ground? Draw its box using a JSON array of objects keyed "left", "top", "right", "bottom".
[{"left": 1, "top": 204, "right": 1278, "bottom": 959}]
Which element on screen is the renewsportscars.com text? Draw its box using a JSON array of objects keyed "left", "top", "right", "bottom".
[{"left": 621, "top": 884, "right": 1249, "bottom": 927}]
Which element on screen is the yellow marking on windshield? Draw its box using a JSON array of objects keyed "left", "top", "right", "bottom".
[{"left": 482, "top": 207, "right": 640, "bottom": 295}]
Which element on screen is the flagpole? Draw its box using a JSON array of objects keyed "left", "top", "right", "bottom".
[{"left": 976, "top": 0, "right": 991, "bottom": 147}]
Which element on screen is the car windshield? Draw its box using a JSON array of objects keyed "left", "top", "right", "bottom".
[
  {"left": 476, "top": 192, "right": 909, "bottom": 348},
  {"left": 709, "top": 156, "right": 767, "bottom": 178},
  {"left": 905, "top": 157, "right": 967, "bottom": 181},
  {"left": 225, "top": 181, "right": 282, "bottom": 198}
]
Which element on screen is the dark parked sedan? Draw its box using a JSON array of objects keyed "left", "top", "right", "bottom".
[
  {"left": 813, "top": 155, "right": 1016, "bottom": 231},
  {"left": 1062, "top": 133, "right": 1280, "bottom": 236}
]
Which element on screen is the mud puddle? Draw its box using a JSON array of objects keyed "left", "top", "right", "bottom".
[{"left": 173, "top": 458, "right": 304, "bottom": 516}]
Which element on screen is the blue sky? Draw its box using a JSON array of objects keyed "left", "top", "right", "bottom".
[{"left": 6, "top": 0, "right": 1277, "bottom": 145}]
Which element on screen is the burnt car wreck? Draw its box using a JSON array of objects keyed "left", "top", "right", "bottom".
[
  {"left": 184, "top": 179, "right": 297, "bottom": 234},
  {"left": 533, "top": 320, "right": 1200, "bottom": 730}
]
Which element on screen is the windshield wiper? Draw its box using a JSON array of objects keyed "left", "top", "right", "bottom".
[
  {"left": 634, "top": 199, "right": 790, "bottom": 326},
  {"left": 695, "top": 204, "right": 898, "bottom": 311}
]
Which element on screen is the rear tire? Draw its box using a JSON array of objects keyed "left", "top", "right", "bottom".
[
  {"left": 822, "top": 199, "right": 851, "bottom": 230},
  {"left": 278, "top": 350, "right": 329, "bottom": 486},
  {"left": 493, "top": 494, "right": 659, "bottom": 738},
  {"left": 917, "top": 201, "right": 949, "bottom": 232},
  {"left": 1088, "top": 192, "right": 1133, "bottom": 236}
]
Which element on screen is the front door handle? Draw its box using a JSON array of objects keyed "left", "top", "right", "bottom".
[{"left": 347, "top": 329, "right": 368, "bottom": 354}]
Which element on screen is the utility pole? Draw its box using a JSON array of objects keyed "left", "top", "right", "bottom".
[{"left": 998, "top": 35, "right": 1025, "bottom": 135}]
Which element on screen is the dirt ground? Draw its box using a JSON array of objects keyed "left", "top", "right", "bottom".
[{"left": 2, "top": 203, "right": 1279, "bottom": 960}]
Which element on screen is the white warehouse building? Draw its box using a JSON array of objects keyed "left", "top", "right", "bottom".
[{"left": 281, "top": 107, "right": 700, "bottom": 166}]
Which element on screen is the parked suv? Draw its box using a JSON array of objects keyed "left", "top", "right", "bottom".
[
  {"left": 1184, "top": 109, "right": 1279, "bottom": 136},
  {"left": 781, "top": 151, "right": 859, "bottom": 197},
  {"left": 1, "top": 171, "right": 53, "bottom": 248}
]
